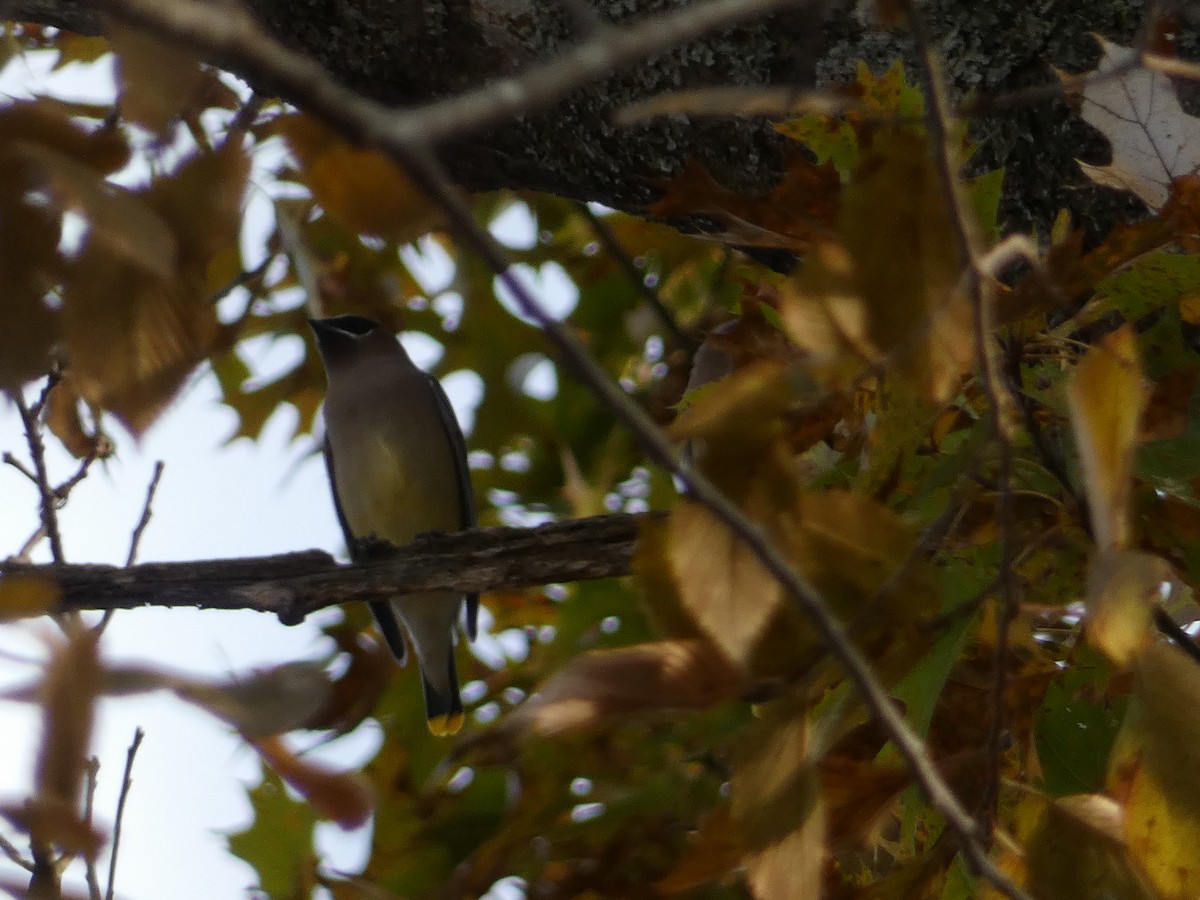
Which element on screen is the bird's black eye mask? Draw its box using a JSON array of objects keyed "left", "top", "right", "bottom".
[{"left": 325, "top": 314, "right": 378, "bottom": 336}]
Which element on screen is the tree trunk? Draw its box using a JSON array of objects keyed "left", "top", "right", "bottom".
[{"left": 15, "top": 0, "right": 1191, "bottom": 239}]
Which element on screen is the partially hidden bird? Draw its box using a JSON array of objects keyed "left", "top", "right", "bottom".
[{"left": 310, "top": 315, "right": 477, "bottom": 736}]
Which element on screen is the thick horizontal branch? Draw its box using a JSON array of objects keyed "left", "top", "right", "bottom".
[{"left": 0, "top": 513, "right": 656, "bottom": 624}]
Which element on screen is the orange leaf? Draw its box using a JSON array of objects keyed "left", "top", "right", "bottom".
[
  {"left": 278, "top": 115, "right": 445, "bottom": 241},
  {"left": 647, "top": 149, "right": 840, "bottom": 253}
]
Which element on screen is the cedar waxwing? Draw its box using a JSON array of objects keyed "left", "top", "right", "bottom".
[{"left": 310, "top": 315, "right": 478, "bottom": 736}]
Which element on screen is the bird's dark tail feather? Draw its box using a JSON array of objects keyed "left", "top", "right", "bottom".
[{"left": 423, "top": 654, "right": 464, "bottom": 737}]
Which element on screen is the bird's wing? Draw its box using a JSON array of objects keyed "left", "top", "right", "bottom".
[
  {"left": 323, "top": 434, "right": 409, "bottom": 662},
  {"left": 426, "top": 372, "right": 480, "bottom": 640}
]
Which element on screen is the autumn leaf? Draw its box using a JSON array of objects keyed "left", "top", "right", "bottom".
[
  {"left": 1109, "top": 642, "right": 1200, "bottom": 899},
  {"left": 647, "top": 148, "right": 840, "bottom": 254},
  {"left": 107, "top": 22, "right": 207, "bottom": 136},
  {"left": 732, "top": 702, "right": 824, "bottom": 900},
  {"left": 279, "top": 114, "right": 445, "bottom": 241},
  {"left": 984, "top": 791, "right": 1154, "bottom": 899},
  {"left": 1085, "top": 548, "right": 1171, "bottom": 666},
  {"left": 1067, "top": 325, "right": 1146, "bottom": 551},
  {"left": 507, "top": 640, "right": 742, "bottom": 735},
  {"left": 1069, "top": 38, "right": 1200, "bottom": 211}
]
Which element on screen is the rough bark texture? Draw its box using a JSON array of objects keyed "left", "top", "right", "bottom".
[
  {"left": 13, "top": 1, "right": 1198, "bottom": 239},
  {"left": 0, "top": 513, "right": 655, "bottom": 622}
]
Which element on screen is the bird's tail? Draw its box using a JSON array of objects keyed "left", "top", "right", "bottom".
[{"left": 423, "top": 653, "right": 464, "bottom": 736}]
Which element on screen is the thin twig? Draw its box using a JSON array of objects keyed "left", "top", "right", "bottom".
[
  {"left": 573, "top": 201, "right": 697, "bottom": 351},
  {"left": 83, "top": 757, "right": 102, "bottom": 900},
  {"left": 12, "top": 389, "right": 65, "bottom": 563},
  {"left": 2, "top": 451, "right": 37, "bottom": 483},
  {"left": 125, "top": 462, "right": 165, "bottom": 568},
  {"left": 52, "top": 445, "right": 104, "bottom": 503},
  {"left": 104, "top": 728, "right": 144, "bottom": 900},
  {"left": 905, "top": 0, "right": 1018, "bottom": 852},
  {"left": 95, "top": 462, "right": 166, "bottom": 635},
  {"left": 223, "top": 92, "right": 265, "bottom": 148},
  {"left": 0, "top": 831, "right": 32, "bottom": 871}
]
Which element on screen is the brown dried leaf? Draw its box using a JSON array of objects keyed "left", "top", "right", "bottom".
[
  {"left": 656, "top": 804, "right": 743, "bottom": 894},
  {"left": 509, "top": 640, "right": 742, "bottom": 735},
  {"left": 45, "top": 375, "right": 101, "bottom": 459},
  {"left": 9, "top": 138, "right": 176, "bottom": 280},
  {"left": 1067, "top": 325, "right": 1146, "bottom": 550},
  {"left": 837, "top": 129, "right": 974, "bottom": 402},
  {"left": 647, "top": 149, "right": 840, "bottom": 253},
  {"left": 107, "top": 22, "right": 206, "bottom": 135},
  {"left": 1140, "top": 365, "right": 1198, "bottom": 442},
  {"left": 35, "top": 627, "right": 101, "bottom": 816},
  {"left": 60, "top": 145, "right": 248, "bottom": 433},
  {"left": 252, "top": 736, "right": 373, "bottom": 830},
  {"left": 984, "top": 791, "right": 1153, "bottom": 899},
  {"left": 732, "top": 704, "right": 824, "bottom": 900},
  {"left": 303, "top": 627, "right": 393, "bottom": 735}
]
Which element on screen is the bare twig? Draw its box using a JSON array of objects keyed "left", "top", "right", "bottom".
[
  {"left": 125, "top": 462, "right": 165, "bottom": 568},
  {"left": 12, "top": 389, "right": 65, "bottom": 563},
  {"left": 573, "top": 201, "right": 696, "bottom": 351},
  {"left": 83, "top": 757, "right": 102, "bottom": 900},
  {"left": 0, "top": 831, "right": 32, "bottom": 871},
  {"left": 105, "top": 728, "right": 144, "bottom": 900},
  {"left": 2, "top": 451, "right": 37, "bottom": 483}
]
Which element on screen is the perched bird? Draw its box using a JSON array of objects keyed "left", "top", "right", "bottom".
[{"left": 310, "top": 315, "right": 477, "bottom": 736}]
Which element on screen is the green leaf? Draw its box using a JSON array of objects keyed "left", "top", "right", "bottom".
[{"left": 226, "top": 770, "right": 317, "bottom": 899}]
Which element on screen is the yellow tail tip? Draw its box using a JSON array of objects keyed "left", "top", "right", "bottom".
[{"left": 428, "top": 711, "right": 465, "bottom": 737}]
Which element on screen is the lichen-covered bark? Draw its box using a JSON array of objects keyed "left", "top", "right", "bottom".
[{"left": 12, "top": 0, "right": 1196, "bottom": 240}]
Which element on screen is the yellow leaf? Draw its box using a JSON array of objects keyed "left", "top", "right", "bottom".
[
  {"left": 278, "top": 115, "right": 444, "bottom": 241},
  {"left": 1109, "top": 642, "right": 1200, "bottom": 899},
  {"left": 0, "top": 574, "right": 60, "bottom": 621},
  {"left": 1067, "top": 325, "right": 1146, "bottom": 550},
  {"left": 1086, "top": 549, "right": 1172, "bottom": 665},
  {"left": 984, "top": 791, "right": 1154, "bottom": 899}
]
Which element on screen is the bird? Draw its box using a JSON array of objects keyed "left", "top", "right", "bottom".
[{"left": 310, "top": 314, "right": 477, "bottom": 736}]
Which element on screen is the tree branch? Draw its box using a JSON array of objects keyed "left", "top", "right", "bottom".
[{"left": 1, "top": 514, "right": 654, "bottom": 623}]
